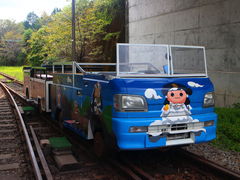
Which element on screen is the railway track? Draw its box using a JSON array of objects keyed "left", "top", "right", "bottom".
[
  {"left": 0, "top": 74, "right": 150, "bottom": 179},
  {"left": 1, "top": 74, "right": 240, "bottom": 180},
  {"left": 0, "top": 82, "right": 39, "bottom": 179},
  {"left": 0, "top": 78, "right": 129, "bottom": 179},
  {"left": 0, "top": 72, "right": 23, "bottom": 86}
]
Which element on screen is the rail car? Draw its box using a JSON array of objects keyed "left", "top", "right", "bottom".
[{"left": 23, "top": 44, "right": 217, "bottom": 154}]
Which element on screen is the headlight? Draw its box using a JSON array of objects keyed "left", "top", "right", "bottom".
[
  {"left": 114, "top": 94, "right": 147, "bottom": 112},
  {"left": 203, "top": 92, "right": 215, "bottom": 107}
]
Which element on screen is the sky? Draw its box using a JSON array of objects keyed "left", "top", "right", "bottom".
[{"left": 0, "top": 0, "right": 71, "bottom": 22}]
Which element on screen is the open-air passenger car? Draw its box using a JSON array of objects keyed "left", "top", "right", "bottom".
[{"left": 24, "top": 44, "right": 217, "bottom": 153}]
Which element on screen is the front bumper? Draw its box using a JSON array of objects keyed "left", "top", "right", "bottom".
[{"left": 112, "top": 113, "right": 217, "bottom": 150}]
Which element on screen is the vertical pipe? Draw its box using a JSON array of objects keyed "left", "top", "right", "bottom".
[
  {"left": 72, "top": 0, "right": 76, "bottom": 62},
  {"left": 125, "top": 0, "right": 129, "bottom": 43}
]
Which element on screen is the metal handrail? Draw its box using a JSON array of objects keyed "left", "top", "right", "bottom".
[{"left": 77, "top": 63, "right": 116, "bottom": 66}]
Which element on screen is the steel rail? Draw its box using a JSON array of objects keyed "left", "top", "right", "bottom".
[
  {"left": 1, "top": 82, "right": 26, "bottom": 103},
  {"left": 121, "top": 158, "right": 154, "bottom": 179},
  {"left": 107, "top": 159, "right": 142, "bottom": 180},
  {"left": 2, "top": 82, "right": 53, "bottom": 179},
  {"left": 30, "top": 126, "right": 53, "bottom": 180},
  {"left": 178, "top": 148, "right": 240, "bottom": 180},
  {"left": 0, "top": 72, "right": 23, "bottom": 85},
  {"left": 59, "top": 129, "right": 144, "bottom": 180},
  {"left": 0, "top": 81, "right": 42, "bottom": 180}
]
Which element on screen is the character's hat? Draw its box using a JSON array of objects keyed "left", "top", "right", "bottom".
[
  {"left": 169, "top": 84, "right": 181, "bottom": 91},
  {"left": 162, "top": 83, "right": 192, "bottom": 95}
]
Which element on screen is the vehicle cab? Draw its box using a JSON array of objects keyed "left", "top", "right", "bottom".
[
  {"left": 111, "top": 44, "right": 217, "bottom": 149},
  {"left": 46, "top": 44, "right": 217, "bottom": 151}
]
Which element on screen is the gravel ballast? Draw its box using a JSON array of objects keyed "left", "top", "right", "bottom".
[{"left": 184, "top": 143, "right": 240, "bottom": 173}]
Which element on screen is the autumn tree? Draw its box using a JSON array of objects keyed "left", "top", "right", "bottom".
[
  {"left": 23, "top": 12, "right": 41, "bottom": 30},
  {"left": 0, "top": 20, "right": 24, "bottom": 65},
  {"left": 24, "top": 0, "right": 125, "bottom": 65},
  {"left": 26, "top": 28, "right": 49, "bottom": 65}
]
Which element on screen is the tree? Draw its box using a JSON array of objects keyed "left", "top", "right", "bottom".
[
  {"left": 27, "top": 28, "right": 48, "bottom": 65},
  {"left": 23, "top": 12, "right": 41, "bottom": 30},
  {"left": 51, "top": 8, "right": 62, "bottom": 15},
  {"left": 0, "top": 19, "right": 22, "bottom": 40},
  {"left": 0, "top": 20, "right": 24, "bottom": 65},
  {"left": 39, "top": 12, "right": 52, "bottom": 26},
  {"left": 24, "top": 0, "right": 125, "bottom": 65}
]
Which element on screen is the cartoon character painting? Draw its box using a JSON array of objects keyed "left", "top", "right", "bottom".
[
  {"left": 145, "top": 83, "right": 206, "bottom": 141},
  {"left": 160, "top": 83, "right": 198, "bottom": 124},
  {"left": 55, "top": 86, "right": 62, "bottom": 121},
  {"left": 71, "top": 101, "right": 89, "bottom": 136},
  {"left": 92, "top": 82, "right": 102, "bottom": 115}
]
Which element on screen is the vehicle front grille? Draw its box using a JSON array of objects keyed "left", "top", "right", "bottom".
[
  {"left": 148, "top": 122, "right": 204, "bottom": 135},
  {"left": 167, "top": 132, "right": 190, "bottom": 140},
  {"left": 171, "top": 123, "right": 188, "bottom": 131}
]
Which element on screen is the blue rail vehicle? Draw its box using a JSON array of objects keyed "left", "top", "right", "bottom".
[{"left": 50, "top": 44, "right": 217, "bottom": 155}]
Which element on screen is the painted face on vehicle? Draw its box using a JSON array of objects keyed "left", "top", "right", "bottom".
[{"left": 167, "top": 89, "right": 187, "bottom": 104}]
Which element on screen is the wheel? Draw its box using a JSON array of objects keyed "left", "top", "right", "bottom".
[{"left": 93, "top": 131, "right": 106, "bottom": 158}]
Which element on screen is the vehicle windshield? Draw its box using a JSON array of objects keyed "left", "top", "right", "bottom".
[{"left": 117, "top": 44, "right": 207, "bottom": 77}]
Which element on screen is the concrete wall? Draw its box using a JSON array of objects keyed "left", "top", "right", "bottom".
[{"left": 128, "top": 0, "right": 240, "bottom": 107}]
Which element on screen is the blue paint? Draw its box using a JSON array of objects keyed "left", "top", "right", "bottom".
[{"left": 50, "top": 73, "right": 217, "bottom": 150}]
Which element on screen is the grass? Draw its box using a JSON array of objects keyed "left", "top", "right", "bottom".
[
  {"left": 211, "top": 107, "right": 240, "bottom": 152},
  {"left": 0, "top": 66, "right": 24, "bottom": 81}
]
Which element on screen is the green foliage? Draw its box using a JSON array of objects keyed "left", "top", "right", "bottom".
[
  {"left": 24, "top": 0, "right": 124, "bottom": 65},
  {"left": 39, "top": 12, "right": 52, "bottom": 27},
  {"left": 0, "top": 66, "right": 23, "bottom": 81},
  {"left": 23, "top": 12, "right": 41, "bottom": 30},
  {"left": 27, "top": 28, "right": 48, "bottom": 65},
  {"left": 1, "top": 0, "right": 124, "bottom": 66},
  {"left": 211, "top": 108, "right": 240, "bottom": 152},
  {"left": 103, "top": 32, "right": 120, "bottom": 41},
  {"left": 23, "top": 29, "right": 33, "bottom": 44},
  {"left": 51, "top": 8, "right": 62, "bottom": 15},
  {"left": 0, "top": 19, "right": 24, "bottom": 65},
  {"left": 233, "top": 102, "right": 240, "bottom": 109},
  {"left": 0, "top": 19, "right": 23, "bottom": 39}
]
